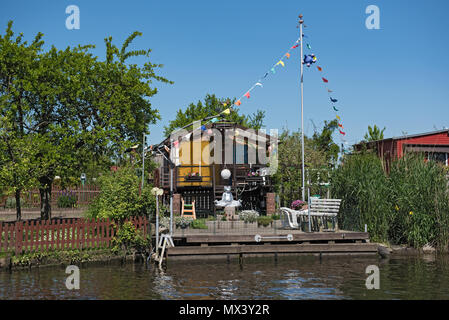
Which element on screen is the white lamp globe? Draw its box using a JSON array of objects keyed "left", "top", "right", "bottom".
[{"left": 221, "top": 169, "right": 231, "bottom": 180}]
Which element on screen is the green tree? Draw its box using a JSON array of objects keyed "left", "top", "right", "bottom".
[
  {"left": 163, "top": 94, "right": 265, "bottom": 136},
  {"left": 0, "top": 21, "right": 44, "bottom": 220},
  {"left": 0, "top": 21, "right": 171, "bottom": 219},
  {"left": 364, "top": 124, "right": 385, "bottom": 142},
  {"left": 311, "top": 119, "right": 340, "bottom": 167}
]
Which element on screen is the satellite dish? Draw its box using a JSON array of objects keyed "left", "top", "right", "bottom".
[{"left": 221, "top": 169, "right": 231, "bottom": 180}]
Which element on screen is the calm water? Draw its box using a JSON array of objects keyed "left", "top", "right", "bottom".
[{"left": 1, "top": 254, "right": 449, "bottom": 300}]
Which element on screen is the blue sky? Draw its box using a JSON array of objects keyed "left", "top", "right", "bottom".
[{"left": 2, "top": 0, "right": 449, "bottom": 146}]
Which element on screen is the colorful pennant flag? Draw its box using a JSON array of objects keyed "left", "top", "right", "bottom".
[
  {"left": 322, "top": 77, "right": 328, "bottom": 83},
  {"left": 277, "top": 60, "right": 285, "bottom": 67},
  {"left": 244, "top": 92, "right": 250, "bottom": 99},
  {"left": 291, "top": 44, "right": 299, "bottom": 49},
  {"left": 222, "top": 108, "right": 231, "bottom": 114},
  {"left": 330, "top": 97, "right": 338, "bottom": 103},
  {"left": 339, "top": 130, "right": 346, "bottom": 136},
  {"left": 271, "top": 68, "right": 276, "bottom": 74},
  {"left": 286, "top": 53, "right": 291, "bottom": 59},
  {"left": 306, "top": 44, "right": 311, "bottom": 49},
  {"left": 263, "top": 72, "right": 269, "bottom": 78},
  {"left": 336, "top": 115, "right": 341, "bottom": 120},
  {"left": 255, "top": 82, "right": 263, "bottom": 87},
  {"left": 210, "top": 118, "right": 218, "bottom": 123},
  {"left": 333, "top": 106, "right": 339, "bottom": 111},
  {"left": 338, "top": 123, "right": 344, "bottom": 128},
  {"left": 317, "top": 66, "right": 322, "bottom": 71}
]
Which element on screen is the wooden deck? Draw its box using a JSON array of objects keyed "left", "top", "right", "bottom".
[{"left": 166, "top": 230, "right": 378, "bottom": 260}]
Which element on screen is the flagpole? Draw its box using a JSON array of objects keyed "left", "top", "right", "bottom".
[{"left": 299, "top": 14, "right": 305, "bottom": 202}]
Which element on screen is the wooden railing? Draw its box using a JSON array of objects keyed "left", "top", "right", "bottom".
[{"left": 0, "top": 216, "right": 149, "bottom": 255}]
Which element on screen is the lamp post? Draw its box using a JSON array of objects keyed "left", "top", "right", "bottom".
[{"left": 151, "top": 187, "right": 164, "bottom": 252}]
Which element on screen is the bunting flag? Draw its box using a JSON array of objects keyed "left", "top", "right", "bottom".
[
  {"left": 339, "top": 129, "right": 346, "bottom": 136},
  {"left": 255, "top": 82, "right": 263, "bottom": 87},
  {"left": 291, "top": 44, "right": 299, "bottom": 49},
  {"left": 210, "top": 118, "right": 218, "bottom": 123},
  {"left": 173, "top": 140, "right": 179, "bottom": 147},
  {"left": 330, "top": 97, "right": 338, "bottom": 103},
  {"left": 221, "top": 108, "right": 231, "bottom": 114},
  {"left": 263, "top": 72, "right": 269, "bottom": 78},
  {"left": 327, "top": 89, "right": 333, "bottom": 93},
  {"left": 306, "top": 44, "right": 312, "bottom": 49},
  {"left": 286, "top": 53, "right": 291, "bottom": 59},
  {"left": 317, "top": 66, "right": 322, "bottom": 71},
  {"left": 235, "top": 100, "right": 241, "bottom": 106},
  {"left": 322, "top": 77, "right": 328, "bottom": 83},
  {"left": 336, "top": 115, "right": 341, "bottom": 120},
  {"left": 333, "top": 106, "right": 339, "bottom": 111},
  {"left": 277, "top": 60, "right": 285, "bottom": 67},
  {"left": 244, "top": 92, "right": 250, "bottom": 99},
  {"left": 271, "top": 68, "right": 276, "bottom": 74},
  {"left": 338, "top": 123, "right": 344, "bottom": 128}
]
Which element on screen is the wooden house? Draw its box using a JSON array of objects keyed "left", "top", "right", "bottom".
[
  {"left": 353, "top": 129, "right": 449, "bottom": 172},
  {"left": 151, "top": 121, "right": 278, "bottom": 217}
]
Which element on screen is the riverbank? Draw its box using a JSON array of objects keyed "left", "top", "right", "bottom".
[{"left": 0, "top": 248, "right": 147, "bottom": 271}]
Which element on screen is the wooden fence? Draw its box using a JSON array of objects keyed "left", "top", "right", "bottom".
[{"left": 0, "top": 216, "right": 149, "bottom": 255}]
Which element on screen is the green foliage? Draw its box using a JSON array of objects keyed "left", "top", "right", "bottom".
[
  {"left": 57, "top": 194, "right": 77, "bottom": 208},
  {"left": 4, "top": 197, "right": 26, "bottom": 209},
  {"left": 273, "top": 129, "right": 330, "bottom": 206},
  {"left": 331, "top": 153, "right": 449, "bottom": 249},
  {"left": 0, "top": 21, "right": 171, "bottom": 220},
  {"left": 257, "top": 215, "right": 273, "bottom": 227},
  {"left": 271, "top": 214, "right": 280, "bottom": 221},
  {"left": 191, "top": 219, "right": 208, "bottom": 229},
  {"left": 174, "top": 216, "right": 193, "bottom": 228},
  {"left": 86, "top": 165, "right": 155, "bottom": 221},
  {"left": 163, "top": 94, "right": 265, "bottom": 136},
  {"left": 364, "top": 125, "right": 386, "bottom": 142},
  {"left": 111, "top": 221, "right": 149, "bottom": 254}
]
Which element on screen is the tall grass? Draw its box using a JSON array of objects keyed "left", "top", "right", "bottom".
[{"left": 331, "top": 153, "right": 449, "bottom": 250}]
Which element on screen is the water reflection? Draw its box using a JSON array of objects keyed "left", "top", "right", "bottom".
[{"left": 1, "top": 254, "right": 449, "bottom": 300}]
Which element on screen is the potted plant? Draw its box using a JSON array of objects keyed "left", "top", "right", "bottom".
[
  {"left": 175, "top": 216, "right": 193, "bottom": 229},
  {"left": 185, "top": 172, "right": 202, "bottom": 182},
  {"left": 291, "top": 199, "right": 306, "bottom": 211}
]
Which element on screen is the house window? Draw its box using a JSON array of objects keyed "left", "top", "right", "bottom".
[{"left": 428, "top": 152, "right": 448, "bottom": 165}]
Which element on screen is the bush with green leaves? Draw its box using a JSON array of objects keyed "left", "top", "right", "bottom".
[
  {"left": 4, "top": 197, "right": 26, "bottom": 209},
  {"left": 57, "top": 193, "right": 77, "bottom": 208},
  {"left": 239, "top": 210, "right": 259, "bottom": 223},
  {"left": 191, "top": 218, "right": 208, "bottom": 229},
  {"left": 257, "top": 215, "right": 273, "bottom": 227},
  {"left": 331, "top": 153, "right": 449, "bottom": 249},
  {"left": 86, "top": 166, "right": 155, "bottom": 221},
  {"left": 175, "top": 216, "right": 193, "bottom": 229},
  {"left": 111, "top": 221, "right": 150, "bottom": 254}
]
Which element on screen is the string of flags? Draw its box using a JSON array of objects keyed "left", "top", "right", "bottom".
[
  {"left": 161, "top": 36, "right": 305, "bottom": 152},
  {"left": 303, "top": 35, "right": 349, "bottom": 154}
]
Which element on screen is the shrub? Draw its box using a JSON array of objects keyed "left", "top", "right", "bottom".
[
  {"left": 174, "top": 216, "right": 193, "bottom": 229},
  {"left": 239, "top": 210, "right": 259, "bottom": 223},
  {"left": 191, "top": 219, "right": 208, "bottom": 229},
  {"left": 111, "top": 221, "right": 149, "bottom": 254},
  {"left": 271, "top": 214, "right": 280, "bottom": 220},
  {"left": 57, "top": 193, "right": 77, "bottom": 208},
  {"left": 257, "top": 215, "right": 273, "bottom": 227},
  {"left": 4, "top": 197, "right": 26, "bottom": 209},
  {"left": 86, "top": 165, "right": 155, "bottom": 221},
  {"left": 291, "top": 200, "right": 306, "bottom": 210}
]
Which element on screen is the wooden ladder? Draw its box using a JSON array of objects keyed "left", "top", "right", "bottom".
[{"left": 181, "top": 199, "right": 196, "bottom": 220}]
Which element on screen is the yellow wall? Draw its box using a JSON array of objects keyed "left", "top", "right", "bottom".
[{"left": 178, "top": 140, "right": 212, "bottom": 187}]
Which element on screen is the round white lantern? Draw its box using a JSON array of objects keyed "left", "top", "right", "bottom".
[{"left": 221, "top": 169, "right": 231, "bottom": 180}]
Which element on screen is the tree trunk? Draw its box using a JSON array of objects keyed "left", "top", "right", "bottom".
[
  {"left": 15, "top": 189, "right": 22, "bottom": 221},
  {"left": 39, "top": 179, "right": 52, "bottom": 220}
]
